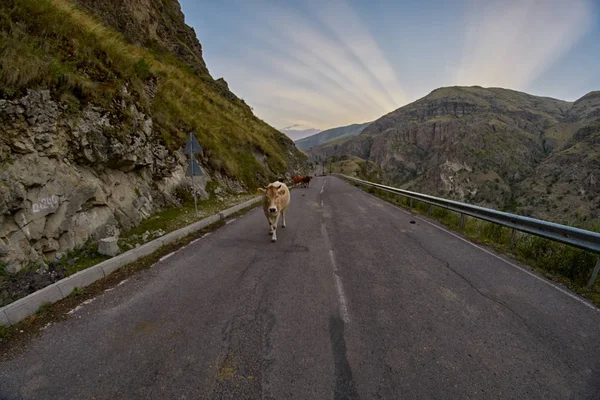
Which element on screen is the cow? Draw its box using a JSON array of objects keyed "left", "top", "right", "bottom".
[
  {"left": 301, "top": 175, "right": 312, "bottom": 188},
  {"left": 292, "top": 175, "right": 311, "bottom": 188},
  {"left": 258, "top": 181, "right": 290, "bottom": 242},
  {"left": 292, "top": 175, "right": 303, "bottom": 187}
]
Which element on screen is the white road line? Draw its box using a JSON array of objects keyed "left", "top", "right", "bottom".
[
  {"left": 67, "top": 298, "right": 96, "bottom": 315},
  {"left": 159, "top": 252, "right": 176, "bottom": 262},
  {"left": 364, "top": 188, "right": 599, "bottom": 312},
  {"left": 190, "top": 232, "right": 211, "bottom": 246},
  {"left": 321, "top": 200, "right": 324, "bottom": 207},
  {"left": 226, "top": 218, "right": 236, "bottom": 225},
  {"left": 330, "top": 250, "right": 350, "bottom": 323},
  {"left": 67, "top": 305, "right": 82, "bottom": 315},
  {"left": 320, "top": 179, "right": 327, "bottom": 195}
]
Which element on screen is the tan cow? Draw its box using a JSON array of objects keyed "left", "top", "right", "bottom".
[{"left": 258, "top": 181, "right": 290, "bottom": 242}]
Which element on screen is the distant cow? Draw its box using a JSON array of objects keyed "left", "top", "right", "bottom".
[
  {"left": 300, "top": 175, "right": 311, "bottom": 188},
  {"left": 292, "top": 175, "right": 303, "bottom": 187},
  {"left": 292, "top": 175, "right": 311, "bottom": 188},
  {"left": 258, "top": 181, "right": 290, "bottom": 242}
]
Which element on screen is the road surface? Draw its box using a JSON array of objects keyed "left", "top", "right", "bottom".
[{"left": 1, "top": 177, "right": 599, "bottom": 399}]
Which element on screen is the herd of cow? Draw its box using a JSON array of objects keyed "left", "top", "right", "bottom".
[{"left": 258, "top": 175, "right": 312, "bottom": 242}]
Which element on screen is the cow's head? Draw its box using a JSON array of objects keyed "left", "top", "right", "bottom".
[{"left": 258, "top": 182, "right": 286, "bottom": 214}]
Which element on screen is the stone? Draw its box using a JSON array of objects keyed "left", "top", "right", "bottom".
[
  {"left": 5, "top": 262, "right": 22, "bottom": 274},
  {"left": 0, "top": 242, "right": 9, "bottom": 256},
  {"left": 42, "top": 238, "right": 60, "bottom": 253},
  {"left": 98, "top": 237, "right": 120, "bottom": 257},
  {"left": 11, "top": 140, "right": 35, "bottom": 154},
  {"left": 58, "top": 231, "right": 76, "bottom": 253}
]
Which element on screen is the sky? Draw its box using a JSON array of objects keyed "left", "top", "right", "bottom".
[{"left": 180, "top": 0, "right": 600, "bottom": 136}]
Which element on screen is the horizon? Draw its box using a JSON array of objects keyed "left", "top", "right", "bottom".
[{"left": 181, "top": 0, "right": 600, "bottom": 137}]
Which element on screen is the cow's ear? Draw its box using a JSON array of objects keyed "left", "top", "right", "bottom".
[
  {"left": 276, "top": 184, "right": 282, "bottom": 189},
  {"left": 258, "top": 188, "right": 266, "bottom": 193}
]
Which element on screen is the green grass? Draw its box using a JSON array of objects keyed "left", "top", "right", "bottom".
[
  {"left": 118, "top": 193, "right": 256, "bottom": 248},
  {"left": 53, "top": 242, "right": 110, "bottom": 277},
  {"left": 360, "top": 184, "right": 600, "bottom": 306},
  {"left": 69, "top": 287, "right": 85, "bottom": 297},
  {"left": 0, "top": 0, "right": 304, "bottom": 188},
  {"left": 35, "top": 302, "right": 52, "bottom": 317}
]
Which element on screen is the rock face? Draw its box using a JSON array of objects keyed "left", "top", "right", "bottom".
[
  {"left": 0, "top": 89, "right": 182, "bottom": 272},
  {"left": 309, "top": 86, "right": 599, "bottom": 225}
]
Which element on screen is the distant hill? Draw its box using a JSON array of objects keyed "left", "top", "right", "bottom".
[
  {"left": 308, "top": 86, "right": 599, "bottom": 225},
  {"left": 295, "top": 122, "right": 370, "bottom": 151},
  {"left": 280, "top": 125, "right": 321, "bottom": 141}
]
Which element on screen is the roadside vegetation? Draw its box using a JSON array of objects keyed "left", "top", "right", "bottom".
[{"left": 350, "top": 181, "right": 600, "bottom": 307}]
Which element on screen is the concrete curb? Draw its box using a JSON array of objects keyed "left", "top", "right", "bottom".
[{"left": 0, "top": 196, "right": 262, "bottom": 327}]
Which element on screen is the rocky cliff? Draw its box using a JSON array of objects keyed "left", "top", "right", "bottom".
[
  {"left": 309, "top": 86, "right": 599, "bottom": 225},
  {"left": 0, "top": 0, "right": 306, "bottom": 272}
]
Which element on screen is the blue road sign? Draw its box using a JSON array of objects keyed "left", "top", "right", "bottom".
[{"left": 184, "top": 133, "right": 202, "bottom": 155}]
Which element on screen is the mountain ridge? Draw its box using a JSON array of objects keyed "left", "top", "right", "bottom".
[
  {"left": 308, "top": 86, "right": 599, "bottom": 225},
  {"left": 295, "top": 122, "right": 370, "bottom": 151}
]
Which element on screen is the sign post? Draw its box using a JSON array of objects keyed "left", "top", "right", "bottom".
[{"left": 184, "top": 132, "right": 204, "bottom": 216}]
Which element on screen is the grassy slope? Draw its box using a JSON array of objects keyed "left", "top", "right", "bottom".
[{"left": 0, "top": 0, "right": 304, "bottom": 187}]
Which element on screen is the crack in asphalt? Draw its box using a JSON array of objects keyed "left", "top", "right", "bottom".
[
  {"left": 402, "top": 229, "right": 535, "bottom": 333},
  {"left": 211, "top": 251, "right": 277, "bottom": 398}
]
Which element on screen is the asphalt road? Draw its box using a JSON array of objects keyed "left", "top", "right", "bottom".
[{"left": 1, "top": 176, "right": 599, "bottom": 399}]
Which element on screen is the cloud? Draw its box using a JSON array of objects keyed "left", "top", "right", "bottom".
[
  {"left": 314, "top": 0, "right": 407, "bottom": 107},
  {"left": 454, "top": 0, "right": 595, "bottom": 90},
  {"left": 210, "top": 0, "right": 403, "bottom": 130}
]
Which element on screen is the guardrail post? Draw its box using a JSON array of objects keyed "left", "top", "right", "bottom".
[
  {"left": 428, "top": 204, "right": 433, "bottom": 216},
  {"left": 510, "top": 229, "right": 517, "bottom": 250},
  {"left": 588, "top": 259, "right": 600, "bottom": 287},
  {"left": 460, "top": 213, "right": 465, "bottom": 229},
  {"left": 409, "top": 198, "right": 413, "bottom": 208}
]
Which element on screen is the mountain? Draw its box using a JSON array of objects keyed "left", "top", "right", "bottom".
[
  {"left": 280, "top": 125, "right": 321, "bottom": 141},
  {"left": 295, "top": 122, "right": 370, "bottom": 151},
  {"left": 0, "top": 0, "right": 306, "bottom": 272},
  {"left": 308, "top": 86, "right": 599, "bottom": 225}
]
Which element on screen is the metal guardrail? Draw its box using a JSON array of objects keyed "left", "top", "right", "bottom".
[{"left": 335, "top": 174, "right": 600, "bottom": 285}]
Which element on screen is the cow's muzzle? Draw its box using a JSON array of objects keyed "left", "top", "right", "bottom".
[{"left": 268, "top": 207, "right": 277, "bottom": 213}]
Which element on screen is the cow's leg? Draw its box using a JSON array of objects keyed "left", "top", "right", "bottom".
[
  {"left": 268, "top": 216, "right": 274, "bottom": 235},
  {"left": 271, "top": 214, "right": 280, "bottom": 242},
  {"left": 281, "top": 209, "right": 286, "bottom": 228}
]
